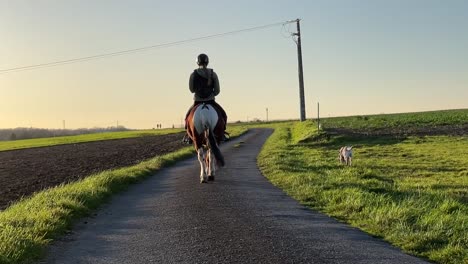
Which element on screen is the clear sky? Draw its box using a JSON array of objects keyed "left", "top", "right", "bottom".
[{"left": 1, "top": 0, "right": 467, "bottom": 129}]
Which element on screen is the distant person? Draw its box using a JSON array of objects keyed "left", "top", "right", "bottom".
[{"left": 183, "top": 53, "right": 227, "bottom": 144}]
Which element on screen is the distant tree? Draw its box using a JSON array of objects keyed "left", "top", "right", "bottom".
[{"left": 9, "top": 133, "right": 17, "bottom": 141}]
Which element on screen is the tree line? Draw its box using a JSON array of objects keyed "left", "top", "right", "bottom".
[{"left": 0, "top": 126, "right": 129, "bottom": 141}]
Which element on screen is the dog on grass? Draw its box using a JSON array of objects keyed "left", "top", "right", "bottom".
[{"left": 339, "top": 146, "right": 353, "bottom": 166}]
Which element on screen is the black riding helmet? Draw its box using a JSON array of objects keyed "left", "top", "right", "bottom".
[{"left": 197, "top": 53, "right": 209, "bottom": 66}]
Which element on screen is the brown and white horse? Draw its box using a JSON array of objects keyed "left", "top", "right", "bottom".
[{"left": 186, "top": 103, "right": 225, "bottom": 183}]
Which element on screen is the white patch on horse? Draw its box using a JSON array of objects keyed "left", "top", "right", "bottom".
[{"left": 339, "top": 146, "right": 353, "bottom": 166}]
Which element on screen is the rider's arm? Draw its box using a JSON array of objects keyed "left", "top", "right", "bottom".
[
  {"left": 189, "top": 72, "right": 195, "bottom": 93},
  {"left": 213, "top": 72, "right": 220, "bottom": 96}
]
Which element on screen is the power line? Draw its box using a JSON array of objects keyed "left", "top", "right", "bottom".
[{"left": 0, "top": 19, "right": 297, "bottom": 75}]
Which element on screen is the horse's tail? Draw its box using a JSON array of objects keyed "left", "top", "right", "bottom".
[{"left": 206, "top": 126, "right": 225, "bottom": 167}]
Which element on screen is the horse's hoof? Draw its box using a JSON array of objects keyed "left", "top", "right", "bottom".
[
  {"left": 208, "top": 175, "right": 215, "bottom": 181},
  {"left": 200, "top": 179, "right": 207, "bottom": 183}
]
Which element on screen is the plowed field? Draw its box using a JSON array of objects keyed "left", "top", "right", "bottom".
[{"left": 0, "top": 133, "right": 185, "bottom": 210}]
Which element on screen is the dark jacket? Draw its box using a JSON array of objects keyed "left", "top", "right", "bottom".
[{"left": 189, "top": 68, "right": 220, "bottom": 101}]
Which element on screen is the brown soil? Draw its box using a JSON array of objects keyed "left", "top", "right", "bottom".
[{"left": 0, "top": 133, "right": 186, "bottom": 210}]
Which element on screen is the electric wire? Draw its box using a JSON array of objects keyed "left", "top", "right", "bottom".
[{"left": 0, "top": 19, "right": 297, "bottom": 75}]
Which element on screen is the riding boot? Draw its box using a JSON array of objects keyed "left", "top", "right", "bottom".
[
  {"left": 182, "top": 134, "right": 192, "bottom": 144},
  {"left": 183, "top": 105, "right": 194, "bottom": 144},
  {"left": 182, "top": 123, "right": 193, "bottom": 144}
]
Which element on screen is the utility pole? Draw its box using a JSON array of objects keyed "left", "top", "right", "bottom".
[
  {"left": 266, "top": 107, "right": 269, "bottom": 122},
  {"left": 293, "top": 18, "right": 306, "bottom": 121}
]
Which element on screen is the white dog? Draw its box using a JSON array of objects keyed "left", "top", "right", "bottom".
[{"left": 339, "top": 146, "right": 353, "bottom": 166}]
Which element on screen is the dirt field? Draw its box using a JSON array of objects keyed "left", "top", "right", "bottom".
[{"left": 0, "top": 133, "right": 186, "bottom": 210}]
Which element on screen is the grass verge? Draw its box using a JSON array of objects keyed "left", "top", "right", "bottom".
[
  {"left": 257, "top": 120, "right": 467, "bottom": 264},
  {"left": 0, "top": 126, "right": 248, "bottom": 264}
]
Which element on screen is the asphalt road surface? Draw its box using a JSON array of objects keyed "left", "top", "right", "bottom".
[{"left": 43, "top": 129, "right": 428, "bottom": 264}]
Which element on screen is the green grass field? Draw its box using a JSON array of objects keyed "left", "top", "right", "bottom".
[
  {"left": 320, "top": 108, "right": 468, "bottom": 130},
  {"left": 0, "top": 129, "right": 184, "bottom": 152},
  {"left": 258, "top": 120, "right": 467, "bottom": 264}
]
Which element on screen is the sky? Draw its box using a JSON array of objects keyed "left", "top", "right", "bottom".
[{"left": 1, "top": 0, "right": 467, "bottom": 129}]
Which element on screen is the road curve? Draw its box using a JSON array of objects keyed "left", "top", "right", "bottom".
[{"left": 42, "top": 128, "right": 427, "bottom": 264}]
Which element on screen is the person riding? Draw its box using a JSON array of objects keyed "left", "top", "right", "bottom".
[{"left": 183, "top": 53, "right": 228, "bottom": 144}]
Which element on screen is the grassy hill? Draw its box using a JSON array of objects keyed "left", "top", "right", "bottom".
[{"left": 320, "top": 109, "right": 468, "bottom": 131}]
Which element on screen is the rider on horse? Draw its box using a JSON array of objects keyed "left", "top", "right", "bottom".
[{"left": 183, "top": 53, "right": 228, "bottom": 144}]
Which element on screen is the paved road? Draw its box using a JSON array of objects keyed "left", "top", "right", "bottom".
[{"left": 43, "top": 129, "right": 428, "bottom": 264}]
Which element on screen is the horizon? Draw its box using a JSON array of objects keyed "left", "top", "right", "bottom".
[
  {"left": 1, "top": 107, "right": 466, "bottom": 130},
  {"left": 1, "top": 1, "right": 467, "bottom": 129}
]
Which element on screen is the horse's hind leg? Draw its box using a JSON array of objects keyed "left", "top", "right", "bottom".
[
  {"left": 207, "top": 149, "right": 215, "bottom": 181},
  {"left": 197, "top": 148, "right": 207, "bottom": 183}
]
